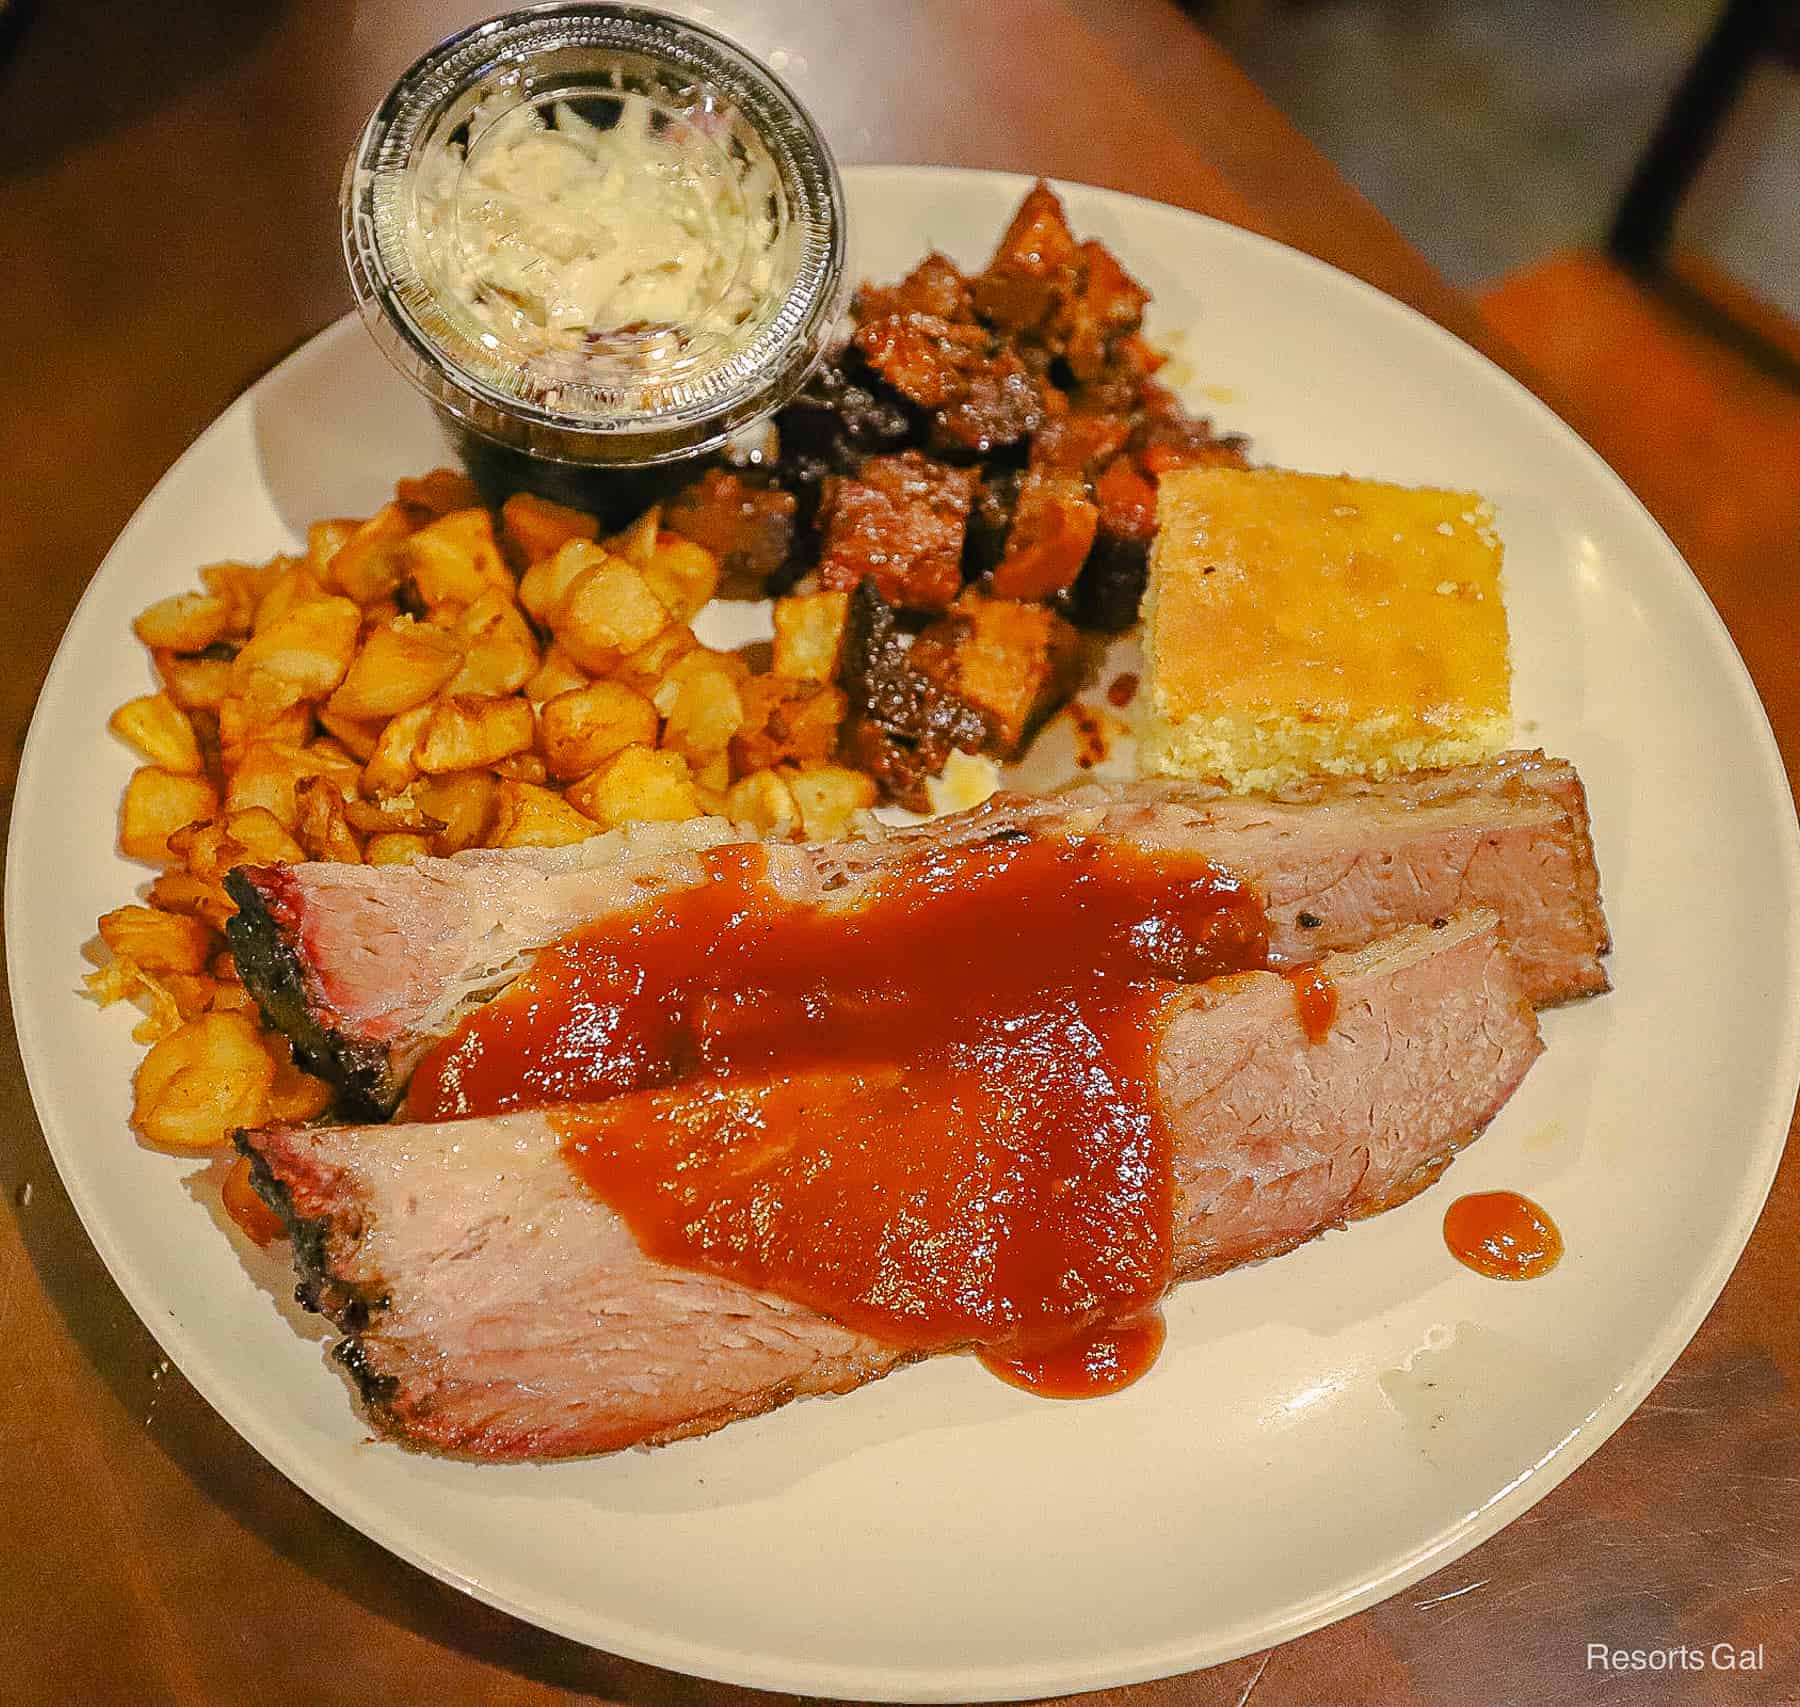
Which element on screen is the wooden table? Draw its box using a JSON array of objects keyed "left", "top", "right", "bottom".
[{"left": 2, "top": 4, "right": 1794, "bottom": 1702}]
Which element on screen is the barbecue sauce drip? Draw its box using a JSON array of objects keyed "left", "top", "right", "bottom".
[
  {"left": 1443, "top": 1190, "right": 1563, "bottom": 1280},
  {"left": 1282, "top": 963, "right": 1338, "bottom": 1043},
  {"left": 408, "top": 836, "right": 1270, "bottom": 1389}
]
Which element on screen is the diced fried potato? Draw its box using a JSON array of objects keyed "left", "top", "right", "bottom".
[
  {"left": 524, "top": 643, "right": 591, "bottom": 706},
  {"left": 207, "top": 983, "right": 260, "bottom": 1015},
  {"left": 232, "top": 596, "right": 361, "bottom": 714},
  {"left": 614, "top": 623, "right": 698, "bottom": 697},
  {"left": 160, "top": 971, "right": 218, "bottom": 1024},
  {"left": 225, "top": 740, "right": 357, "bottom": 830},
  {"left": 133, "top": 592, "right": 232, "bottom": 654},
  {"left": 220, "top": 807, "right": 307, "bottom": 866},
  {"left": 493, "top": 751, "right": 548, "bottom": 784},
  {"left": 642, "top": 533, "right": 720, "bottom": 623},
  {"left": 604, "top": 506, "right": 661, "bottom": 568},
  {"left": 146, "top": 871, "right": 236, "bottom": 931},
  {"left": 217, "top": 695, "right": 312, "bottom": 769},
  {"left": 366, "top": 831, "right": 434, "bottom": 865},
  {"left": 343, "top": 789, "right": 442, "bottom": 836},
  {"left": 692, "top": 752, "right": 731, "bottom": 797},
  {"left": 201, "top": 561, "right": 281, "bottom": 635},
  {"left": 320, "top": 504, "right": 414, "bottom": 604},
  {"left": 207, "top": 946, "right": 240, "bottom": 986},
  {"left": 131, "top": 1011, "right": 274, "bottom": 1151},
  {"left": 254, "top": 561, "right": 331, "bottom": 633},
  {"left": 326, "top": 617, "right": 466, "bottom": 720},
  {"left": 539, "top": 680, "right": 660, "bottom": 780},
  {"left": 109, "top": 694, "right": 202, "bottom": 773},
  {"left": 415, "top": 694, "right": 535, "bottom": 775},
  {"left": 264, "top": 1049, "right": 333, "bottom": 1123},
  {"left": 306, "top": 518, "right": 359, "bottom": 579},
  {"left": 502, "top": 492, "right": 597, "bottom": 565},
  {"left": 445, "top": 589, "right": 538, "bottom": 697},
  {"left": 154, "top": 649, "right": 234, "bottom": 712},
  {"left": 315, "top": 703, "right": 385, "bottom": 762},
  {"left": 120, "top": 768, "right": 218, "bottom": 865},
  {"left": 362, "top": 702, "right": 433, "bottom": 796},
  {"left": 98, "top": 905, "right": 217, "bottom": 974},
  {"left": 519, "top": 538, "right": 606, "bottom": 626},
  {"left": 490, "top": 779, "right": 602, "bottom": 848},
  {"left": 555, "top": 558, "right": 670, "bottom": 674},
  {"left": 771, "top": 590, "right": 851, "bottom": 683},
  {"left": 783, "top": 761, "right": 877, "bottom": 840},
  {"left": 396, "top": 468, "right": 482, "bottom": 517},
  {"left": 566, "top": 744, "right": 702, "bottom": 827},
  {"left": 652, "top": 649, "right": 747, "bottom": 761},
  {"left": 730, "top": 676, "right": 846, "bottom": 773},
  {"left": 413, "top": 771, "right": 499, "bottom": 854},
  {"left": 294, "top": 776, "right": 364, "bottom": 863},
  {"left": 724, "top": 769, "right": 802, "bottom": 838},
  {"left": 404, "top": 508, "right": 513, "bottom": 617},
  {"left": 221, "top": 1153, "right": 286, "bottom": 1245}
]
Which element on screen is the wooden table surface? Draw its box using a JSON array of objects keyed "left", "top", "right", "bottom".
[{"left": 2, "top": 3, "right": 1795, "bottom": 1702}]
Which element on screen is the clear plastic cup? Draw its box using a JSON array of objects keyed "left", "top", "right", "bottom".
[{"left": 341, "top": 3, "right": 845, "bottom": 518}]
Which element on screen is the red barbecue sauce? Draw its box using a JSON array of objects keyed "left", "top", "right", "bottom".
[
  {"left": 407, "top": 836, "right": 1271, "bottom": 1393},
  {"left": 1443, "top": 1190, "right": 1563, "bottom": 1280},
  {"left": 1282, "top": 963, "right": 1338, "bottom": 1044}
]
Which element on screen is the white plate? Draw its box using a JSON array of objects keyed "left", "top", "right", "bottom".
[{"left": 9, "top": 167, "right": 1799, "bottom": 1700}]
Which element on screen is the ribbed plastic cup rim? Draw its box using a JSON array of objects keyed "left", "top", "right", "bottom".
[{"left": 341, "top": 2, "right": 845, "bottom": 467}]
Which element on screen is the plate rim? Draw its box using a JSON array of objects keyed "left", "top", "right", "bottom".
[{"left": 8, "top": 163, "right": 1800, "bottom": 1700}]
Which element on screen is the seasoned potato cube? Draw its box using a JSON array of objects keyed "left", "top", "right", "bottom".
[
  {"left": 146, "top": 871, "right": 236, "bottom": 931},
  {"left": 445, "top": 590, "right": 538, "bottom": 697},
  {"left": 784, "top": 761, "right": 877, "bottom": 840},
  {"left": 362, "top": 702, "right": 433, "bottom": 797},
  {"left": 154, "top": 650, "right": 234, "bottom": 712},
  {"left": 642, "top": 533, "right": 720, "bottom": 624},
  {"left": 502, "top": 492, "right": 597, "bottom": 565},
  {"left": 201, "top": 560, "right": 282, "bottom": 635},
  {"left": 109, "top": 694, "right": 202, "bottom": 774},
  {"left": 98, "top": 905, "right": 218, "bottom": 974},
  {"left": 326, "top": 617, "right": 466, "bottom": 721},
  {"left": 315, "top": 704, "right": 385, "bottom": 762},
  {"left": 263, "top": 1049, "right": 333, "bottom": 1124},
  {"left": 566, "top": 745, "right": 701, "bottom": 827},
  {"left": 225, "top": 741, "right": 357, "bottom": 830},
  {"left": 306, "top": 518, "right": 361, "bottom": 582},
  {"left": 615, "top": 623, "right": 698, "bottom": 697},
  {"left": 120, "top": 768, "right": 218, "bottom": 865},
  {"left": 554, "top": 557, "right": 669, "bottom": 674},
  {"left": 652, "top": 649, "right": 747, "bottom": 760},
  {"left": 413, "top": 770, "right": 499, "bottom": 854},
  {"left": 494, "top": 751, "right": 548, "bottom": 784},
  {"left": 416, "top": 694, "right": 535, "bottom": 775},
  {"left": 524, "top": 644, "right": 590, "bottom": 706},
  {"left": 343, "top": 789, "right": 440, "bottom": 836},
  {"left": 253, "top": 562, "right": 331, "bottom": 633},
  {"left": 220, "top": 807, "right": 307, "bottom": 866},
  {"left": 396, "top": 468, "right": 482, "bottom": 517},
  {"left": 217, "top": 696, "right": 312, "bottom": 769},
  {"left": 771, "top": 590, "right": 851, "bottom": 683},
  {"left": 490, "top": 779, "right": 603, "bottom": 848},
  {"left": 519, "top": 538, "right": 605, "bottom": 626},
  {"left": 232, "top": 596, "right": 360, "bottom": 713},
  {"left": 404, "top": 508, "right": 512, "bottom": 617},
  {"left": 133, "top": 592, "right": 232, "bottom": 654},
  {"left": 366, "top": 831, "right": 434, "bottom": 865},
  {"left": 730, "top": 677, "right": 846, "bottom": 773},
  {"left": 131, "top": 1011, "right": 274, "bottom": 1151},
  {"left": 160, "top": 972, "right": 219, "bottom": 1024},
  {"left": 539, "top": 680, "right": 660, "bottom": 780},
  {"left": 723, "top": 769, "right": 802, "bottom": 837},
  {"left": 294, "top": 776, "right": 364, "bottom": 863},
  {"left": 324, "top": 503, "right": 422, "bottom": 605}
]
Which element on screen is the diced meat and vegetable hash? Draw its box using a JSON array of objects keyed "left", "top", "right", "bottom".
[{"left": 89, "top": 180, "right": 1246, "bottom": 1216}]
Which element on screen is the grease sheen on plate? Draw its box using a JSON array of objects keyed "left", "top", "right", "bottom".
[{"left": 8, "top": 168, "right": 1798, "bottom": 1700}]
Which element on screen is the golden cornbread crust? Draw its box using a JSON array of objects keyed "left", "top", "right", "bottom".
[{"left": 1142, "top": 468, "right": 1512, "bottom": 792}]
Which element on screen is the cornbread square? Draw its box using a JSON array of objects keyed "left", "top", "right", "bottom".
[{"left": 1141, "top": 468, "right": 1511, "bottom": 791}]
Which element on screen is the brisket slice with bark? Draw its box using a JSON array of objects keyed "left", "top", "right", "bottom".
[
  {"left": 225, "top": 752, "right": 1606, "bottom": 1117},
  {"left": 241, "top": 910, "right": 1541, "bottom": 1460}
]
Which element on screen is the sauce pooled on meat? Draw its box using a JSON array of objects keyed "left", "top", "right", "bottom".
[{"left": 407, "top": 835, "right": 1272, "bottom": 1391}]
